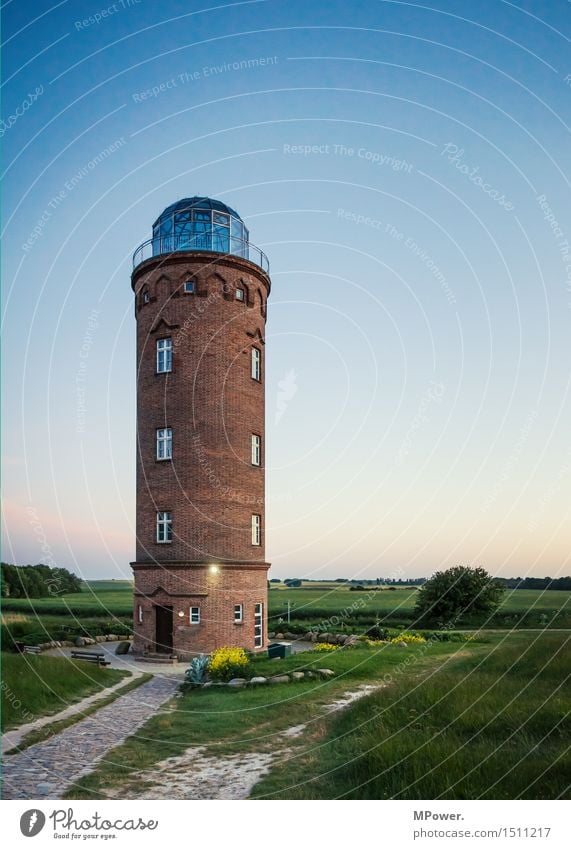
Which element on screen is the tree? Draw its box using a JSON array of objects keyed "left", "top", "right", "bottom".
[{"left": 414, "top": 565, "right": 504, "bottom": 624}]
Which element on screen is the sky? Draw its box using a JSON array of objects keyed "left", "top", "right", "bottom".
[{"left": 2, "top": 0, "right": 570, "bottom": 581}]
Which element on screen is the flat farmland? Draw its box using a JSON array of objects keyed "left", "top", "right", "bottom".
[
  {"left": 2, "top": 580, "right": 570, "bottom": 630},
  {"left": 269, "top": 585, "right": 571, "bottom": 626}
]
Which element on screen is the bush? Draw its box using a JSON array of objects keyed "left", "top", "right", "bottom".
[
  {"left": 208, "top": 646, "right": 250, "bottom": 681},
  {"left": 389, "top": 633, "right": 427, "bottom": 645},
  {"left": 365, "top": 625, "right": 389, "bottom": 640}
]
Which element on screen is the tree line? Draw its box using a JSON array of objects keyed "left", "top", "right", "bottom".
[
  {"left": 1, "top": 563, "right": 83, "bottom": 598},
  {"left": 496, "top": 576, "right": 571, "bottom": 591}
]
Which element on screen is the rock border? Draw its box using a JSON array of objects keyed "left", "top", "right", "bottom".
[
  {"left": 19, "top": 635, "right": 134, "bottom": 652},
  {"left": 198, "top": 669, "right": 335, "bottom": 689}
]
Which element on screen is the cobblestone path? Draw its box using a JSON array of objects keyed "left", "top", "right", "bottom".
[{"left": 2, "top": 675, "right": 179, "bottom": 800}]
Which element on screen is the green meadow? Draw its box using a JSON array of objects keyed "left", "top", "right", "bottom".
[
  {"left": 2, "top": 581, "right": 570, "bottom": 644},
  {"left": 1, "top": 653, "right": 127, "bottom": 731}
]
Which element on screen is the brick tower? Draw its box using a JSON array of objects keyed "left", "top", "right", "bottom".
[{"left": 130, "top": 197, "right": 270, "bottom": 660}]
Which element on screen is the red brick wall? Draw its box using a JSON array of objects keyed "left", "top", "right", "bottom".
[
  {"left": 131, "top": 251, "right": 271, "bottom": 655},
  {"left": 132, "top": 563, "right": 268, "bottom": 658}
]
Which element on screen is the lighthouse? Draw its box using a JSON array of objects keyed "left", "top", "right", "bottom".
[{"left": 130, "top": 197, "right": 270, "bottom": 659}]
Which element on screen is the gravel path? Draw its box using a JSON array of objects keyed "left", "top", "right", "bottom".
[{"left": 2, "top": 675, "right": 179, "bottom": 800}]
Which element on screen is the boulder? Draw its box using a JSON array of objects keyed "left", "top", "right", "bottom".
[
  {"left": 74, "top": 636, "right": 85, "bottom": 647},
  {"left": 283, "top": 632, "right": 297, "bottom": 641},
  {"left": 396, "top": 641, "right": 408, "bottom": 648},
  {"left": 95, "top": 635, "right": 107, "bottom": 643},
  {"left": 275, "top": 633, "right": 284, "bottom": 640},
  {"left": 317, "top": 633, "right": 329, "bottom": 643},
  {"left": 269, "top": 675, "right": 290, "bottom": 684},
  {"left": 303, "top": 632, "right": 313, "bottom": 641},
  {"left": 310, "top": 632, "right": 319, "bottom": 642},
  {"left": 343, "top": 635, "right": 359, "bottom": 646},
  {"left": 227, "top": 678, "right": 247, "bottom": 687},
  {"left": 106, "top": 634, "right": 118, "bottom": 641},
  {"left": 316, "top": 668, "right": 335, "bottom": 679},
  {"left": 115, "top": 641, "right": 131, "bottom": 655},
  {"left": 290, "top": 671, "right": 305, "bottom": 682},
  {"left": 249, "top": 676, "right": 268, "bottom": 686},
  {"left": 304, "top": 670, "right": 315, "bottom": 679}
]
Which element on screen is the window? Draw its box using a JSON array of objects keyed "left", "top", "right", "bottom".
[
  {"left": 156, "top": 427, "right": 173, "bottom": 460},
  {"left": 234, "top": 603, "right": 243, "bottom": 623},
  {"left": 254, "top": 602, "right": 263, "bottom": 648},
  {"left": 251, "top": 434, "right": 261, "bottom": 466},
  {"left": 184, "top": 280, "right": 195, "bottom": 294},
  {"left": 251, "top": 347, "right": 261, "bottom": 381},
  {"left": 156, "top": 511, "right": 172, "bottom": 543},
  {"left": 156, "top": 337, "right": 172, "bottom": 373},
  {"left": 138, "top": 605, "right": 143, "bottom": 624},
  {"left": 190, "top": 606, "right": 201, "bottom": 624},
  {"left": 235, "top": 288, "right": 244, "bottom": 301},
  {"left": 251, "top": 514, "right": 261, "bottom": 546},
  {"left": 142, "top": 290, "right": 150, "bottom": 304}
]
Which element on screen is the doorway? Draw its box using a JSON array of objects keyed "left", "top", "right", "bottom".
[{"left": 154, "top": 604, "right": 173, "bottom": 653}]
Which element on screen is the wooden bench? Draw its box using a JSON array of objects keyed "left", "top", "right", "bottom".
[
  {"left": 22, "top": 645, "right": 41, "bottom": 655},
  {"left": 70, "top": 650, "right": 110, "bottom": 667}
]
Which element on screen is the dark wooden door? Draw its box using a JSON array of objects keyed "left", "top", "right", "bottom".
[{"left": 155, "top": 605, "right": 173, "bottom": 653}]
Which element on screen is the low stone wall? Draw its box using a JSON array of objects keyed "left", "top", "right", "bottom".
[
  {"left": 196, "top": 668, "right": 336, "bottom": 689},
  {"left": 23, "top": 635, "right": 133, "bottom": 652},
  {"left": 269, "top": 631, "right": 358, "bottom": 646}
]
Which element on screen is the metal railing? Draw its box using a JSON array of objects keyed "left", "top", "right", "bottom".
[{"left": 133, "top": 234, "right": 269, "bottom": 273}]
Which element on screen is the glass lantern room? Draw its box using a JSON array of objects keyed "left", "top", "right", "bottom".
[
  {"left": 153, "top": 196, "right": 247, "bottom": 253},
  {"left": 132, "top": 197, "right": 268, "bottom": 272}
]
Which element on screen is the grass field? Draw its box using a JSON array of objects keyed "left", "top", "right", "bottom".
[
  {"left": 62, "top": 632, "right": 570, "bottom": 800},
  {"left": 269, "top": 586, "right": 571, "bottom": 628},
  {"left": 2, "top": 580, "right": 570, "bottom": 631},
  {"left": 1, "top": 653, "right": 128, "bottom": 731},
  {"left": 252, "top": 632, "right": 571, "bottom": 800}
]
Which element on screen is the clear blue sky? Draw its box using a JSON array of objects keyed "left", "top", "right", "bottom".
[{"left": 2, "top": 0, "right": 570, "bottom": 580}]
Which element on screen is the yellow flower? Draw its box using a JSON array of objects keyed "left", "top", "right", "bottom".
[
  {"left": 208, "top": 646, "right": 250, "bottom": 681},
  {"left": 389, "top": 633, "right": 427, "bottom": 645}
]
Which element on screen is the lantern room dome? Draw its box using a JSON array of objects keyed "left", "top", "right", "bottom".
[
  {"left": 132, "top": 196, "right": 269, "bottom": 273},
  {"left": 154, "top": 196, "right": 242, "bottom": 224}
]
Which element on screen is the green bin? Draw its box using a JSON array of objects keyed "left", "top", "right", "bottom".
[{"left": 268, "top": 642, "right": 292, "bottom": 659}]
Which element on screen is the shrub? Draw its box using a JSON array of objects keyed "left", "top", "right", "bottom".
[
  {"left": 389, "top": 633, "right": 427, "bottom": 645},
  {"left": 365, "top": 625, "right": 389, "bottom": 641},
  {"left": 185, "top": 654, "right": 209, "bottom": 685},
  {"left": 314, "top": 643, "right": 338, "bottom": 651},
  {"left": 208, "top": 646, "right": 250, "bottom": 681}
]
